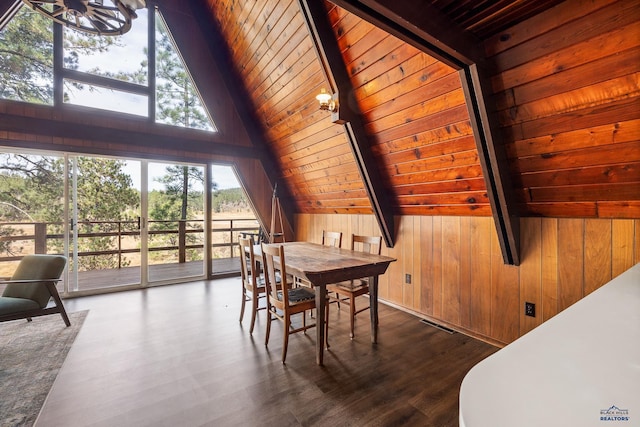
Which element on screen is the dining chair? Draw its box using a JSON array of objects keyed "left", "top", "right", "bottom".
[
  {"left": 321, "top": 230, "right": 342, "bottom": 248},
  {"left": 239, "top": 231, "right": 263, "bottom": 245},
  {"left": 238, "top": 237, "right": 266, "bottom": 334},
  {"left": 261, "top": 243, "right": 316, "bottom": 363},
  {"left": 295, "top": 230, "right": 344, "bottom": 291},
  {"left": 326, "top": 234, "right": 382, "bottom": 340}
]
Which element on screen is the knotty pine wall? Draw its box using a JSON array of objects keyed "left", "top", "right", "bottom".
[
  {"left": 486, "top": 0, "right": 640, "bottom": 217},
  {"left": 327, "top": 3, "right": 490, "bottom": 216},
  {"left": 296, "top": 213, "right": 640, "bottom": 346}
]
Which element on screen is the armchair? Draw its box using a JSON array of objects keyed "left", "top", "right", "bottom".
[{"left": 0, "top": 254, "right": 70, "bottom": 326}]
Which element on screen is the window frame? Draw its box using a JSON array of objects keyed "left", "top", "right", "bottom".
[
  {"left": 54, "top": 6, "right": 156, "bottom": 120},
  {"left": 1, "top": 2, "right": 215, "bottom": 131}
]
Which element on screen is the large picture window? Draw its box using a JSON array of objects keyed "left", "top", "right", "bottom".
[
  {"left": 0, "top": 150, "right": 259, "bottom": 294},
  {"left": 0, "top": 2, "right": 215, "bottom": 131}
]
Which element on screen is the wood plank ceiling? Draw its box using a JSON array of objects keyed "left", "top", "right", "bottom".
[
  {"left": 206, "top": 0, "right": 483, "bottom": 217},
  {"left": 200, "top": 0, "right": 639, "bottom": 228}
]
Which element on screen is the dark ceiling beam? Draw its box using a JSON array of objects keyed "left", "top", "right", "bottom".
[
  {"left": 327, "top": 0, "right": 521, "bottom": 265},
  {"left": 0, "top": 112, "right": 259, "bottom": 159},
  {"left": 460, "top": 65, "right": 520, "bottom": 265},
  {"left": 328, "top": 0, "right": 482, "bottom": 69},
  {"left": 299, "top": 0, "right": 396, "bottom": 248},
  {"left": 0, "top": 0, "right": 20, "bottom": 28},
  {"left": 184, "top": 0, "right": 298, "bottom": 235}
]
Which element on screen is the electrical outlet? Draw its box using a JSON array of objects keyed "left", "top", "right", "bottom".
[
  {"left": 405, "top": 273, "right": 411, "bottom": 284},
  {"left": 525, "top": 302, "right": 536, "bottom": 317}
]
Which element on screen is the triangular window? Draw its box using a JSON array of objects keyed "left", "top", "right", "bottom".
[
  {"left": 0, "top": 3, "right": 216, "bottom": 132},
  {"left": 155, "top": 12, "right": 216, "bottom": 131},
  {"left": 0, "top": 5, "right": 53, "bottom": 105}
]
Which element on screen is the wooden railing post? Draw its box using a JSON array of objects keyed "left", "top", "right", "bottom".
[
  {"left": 118, "top": 221, "right": 122, "bottom": 268},
  {"left": 230, "top": 219, "right": 235, "bottom": 258},
  {"left": 178, "top": 220, "right": 186, "bottom": 263},
  {"left": 34, "top": 222, "right": 47, "bottom": 254}
]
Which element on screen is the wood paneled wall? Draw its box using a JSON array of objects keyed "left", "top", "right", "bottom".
[
  {"left": 328, "top": 3, "right": 490, "bottom": 216},
  {"left": 203, "top": 0, "right": 638, "bottom": 222},
  {"left": 296, "top": 213, "right": 640, "bottom": 345},
  {"left": 207, "top": 0, "right": 369, "bottom": 215},
  {"left": 486, "top": 0, "right": 640, "bottom": 218}
]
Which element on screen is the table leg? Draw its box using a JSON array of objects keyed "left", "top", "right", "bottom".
[
  {"left": 370, "top": 275, "right": 379, "bottom": 343},
  {"left": 315, "top": 284, "right": 326, "bottom": 365}
]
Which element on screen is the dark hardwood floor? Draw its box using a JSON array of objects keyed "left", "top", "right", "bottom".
[{"left": 35, "top": 277, "right": 497, "bottom": 427}]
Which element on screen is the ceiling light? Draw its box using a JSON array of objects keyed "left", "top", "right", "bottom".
[{"left": 21, "top": 0, "right": 146, "bottom": 36}]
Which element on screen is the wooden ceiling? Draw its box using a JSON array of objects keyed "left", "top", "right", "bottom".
[
  {"left": 426, "top": 0, "right": 567, "bottom": 39},
  {"left": 197, "top": 0, "right": 639, "bottom": 248},
  {"left": 0, "top": 0, "right": 638, "bottom": 262},
  {"left": 205, "top": 0, "right": 482, "bottom": 218}
]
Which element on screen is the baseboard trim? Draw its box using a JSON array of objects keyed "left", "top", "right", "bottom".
[{"left": 378, "top": 298, "right": 507, "bottom": 348}]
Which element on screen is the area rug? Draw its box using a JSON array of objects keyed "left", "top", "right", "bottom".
[{"left": 0, "top": 310, "right": 88, "bottom": 427}]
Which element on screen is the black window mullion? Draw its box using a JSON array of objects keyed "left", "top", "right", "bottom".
[
  {"left": 61, "top": 68, "right": 149, "bottom": 95},
  {"left": 148, "top": 5, "right": 156, "bottom": 123},
  {"left": 53, "top": 22, "right": 63, "bottom": 106}
]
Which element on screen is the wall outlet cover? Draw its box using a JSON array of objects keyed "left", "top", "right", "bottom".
[{"left": 525, "top": 302, "right": 536, "bottom": 317}]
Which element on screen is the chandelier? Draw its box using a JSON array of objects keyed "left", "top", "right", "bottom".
[{"left": 21, "top": 0, "right": 146, "bottom": 36}]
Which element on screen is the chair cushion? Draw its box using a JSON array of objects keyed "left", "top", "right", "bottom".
[
  {"left": 2, "top": 255, "right": 67, "bottom": 307},
  {"left": 278, "top": 287, "right": 315, "bottom": 303},
  {"left": 288, "top": 287, "right": 316, "bottom": 303},
  {"left": 0, "top": 296, "right": 40, "bottom": 315}
]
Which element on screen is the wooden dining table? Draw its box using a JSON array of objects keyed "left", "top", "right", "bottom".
[{"left": 259, "top": 241, "right": 396, "bottom": 365}]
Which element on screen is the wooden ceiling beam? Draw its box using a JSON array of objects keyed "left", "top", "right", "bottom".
[
  {"left": 327, "top": 0, "right": 520, "bottom": 265},
  {"left": 0, "top": 111, "right": 259, "bottom": 158},
  {"left": 0, "top": 0, "right": 20, "bottom": 28},
  {"left": 460, "top": 64, "right": 520, "bottom": 265},
  {"left": 329, "top": 0, "right": 482, "bottom": 68},
  {"left": 299, "top": 0, "right": 396, "bottom": 248}
]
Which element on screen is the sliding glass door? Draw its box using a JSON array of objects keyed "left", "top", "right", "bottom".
[
  {"left": 69, "top": 158, "right": 206, "bottom": 289},
  {"left": 68, "top": 156, "right": 142, "bottom": 292},
  {"left": 146, "top": 161, "right": 205, "bottom": 283},
  {"left": 1, "top": 150, "right": 218, "bottom": 294},
  {"left": 0, "top": 152, "right": 66, "bottom": 294}
]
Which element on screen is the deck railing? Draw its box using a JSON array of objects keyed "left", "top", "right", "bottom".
[{"left": 0, "top": 218, "right": 260, "bottom": 267}]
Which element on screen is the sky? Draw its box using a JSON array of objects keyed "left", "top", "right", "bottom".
[
  {"left": 65, "top": 8, "right": 150, "bottom": 116},
  {"left": 67, "top": 7, "right": 213, "bottom": 133}
]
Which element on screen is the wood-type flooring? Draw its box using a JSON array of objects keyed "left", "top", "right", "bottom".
[{"left": 35, "top": 277, "right": 497, "bottom": 426}]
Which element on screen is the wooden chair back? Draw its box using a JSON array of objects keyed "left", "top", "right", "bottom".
[
  {"left": 322, "top": 230, "right": 342, "bottom": 248},
  {"left": 238, "top": 237, "right": 256, "bottom": 288},
  {"left": 239, "top": 231, "right": 262, "bottom": 245},
  {"left": 351, "top": 234, "right": 382, "bottom": 255},
  {"left": 261, "top": 242, "right": 316, "bottom": 362},
  {"left": 238, "top": 237, "right": 266, "bottom": 334},
  {"left": 261, "top": 243, "right": 288, "bottom": 310}
]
